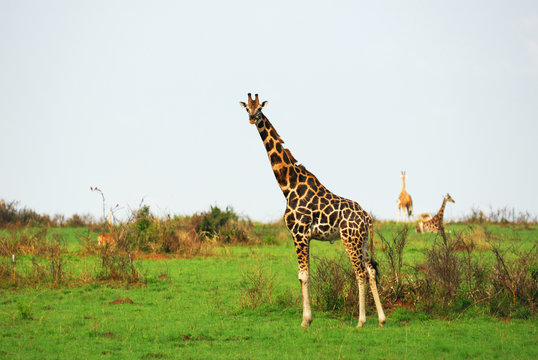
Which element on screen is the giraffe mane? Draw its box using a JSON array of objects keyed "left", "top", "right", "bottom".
[
  {"left": 266, "top": 119, "right": 296, "bottom": 165},
  {"left": 280, "top": 140, "right": 309, "bottom": 172},
  {"left": 262, "top": 114, "right": 319, "bottom": 182},
  {"left": 283, "top": 148, "right": 297, "bottom": 164},
  {"left": 279, "top": 136, "right": 315, "bottom": 177}
]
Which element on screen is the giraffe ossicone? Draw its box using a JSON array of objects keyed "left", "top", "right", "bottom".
[{"left": 242, "top": 93, "right": 386, "bottom": 328}]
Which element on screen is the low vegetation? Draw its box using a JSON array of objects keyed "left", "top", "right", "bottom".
[
  {"left": 0, "top": 199, "right": 536, "bottom": 359},
  {"left": 311, "top": 225, "right": 536, "bottom": 320}
]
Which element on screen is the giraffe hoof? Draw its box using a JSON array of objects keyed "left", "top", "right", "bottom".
[
  {"left": 301, "top": 320, "right": 312, "bottom": 328},
  {"left": 379, "top": 319, "right": 386, "bottom": 328},
  {"left": 356, "top": 320, "right": 365, "bottom": 328}
]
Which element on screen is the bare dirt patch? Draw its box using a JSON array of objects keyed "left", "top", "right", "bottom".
[{"left": 109, "top": 297, "right": 134, "bottom": 305}]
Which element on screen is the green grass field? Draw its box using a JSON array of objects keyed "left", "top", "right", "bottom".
[{"left": 0, "top": 223, "right": 537, "bottom": 359}]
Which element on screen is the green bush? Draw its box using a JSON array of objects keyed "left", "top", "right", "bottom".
[
  {"left": 311, "top": 255, "right": 359, "bottom": 315},
  {"left": 197, "top": 206, "right": 237, "bottom": 235}
]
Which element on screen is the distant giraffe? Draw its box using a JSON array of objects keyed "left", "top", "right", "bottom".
[
  {"left": 416, "top": 194, "right": 455, "bottom": 234},
  {"left": 97, "top": 233, "right": 115, "bottom": 248},
  {"left": 241, "top": 93, "right": 385, "bottom": 328},
  {"left": 97, "top": 210, "right": 116, "bottom": 248},
  {"left": 397, "top": 171, "right": 413, "bottom": 222}
]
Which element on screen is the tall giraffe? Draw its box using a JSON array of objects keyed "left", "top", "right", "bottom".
[
  {"left": 397, "top": 171, "right": 413, "bottom": 222},
  {"left": 416, "top": 193, "right": 455, "bottom": 234},
  {"left": 240, "top": 94, "right": 385, "bottom": 328}
]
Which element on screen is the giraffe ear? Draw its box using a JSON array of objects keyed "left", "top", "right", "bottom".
[
  {"left": 239, "top": 101, "right": 247, "bottom": 108},
  {"left": 260, "top": 100, "right": 268, "bottom": 108}
]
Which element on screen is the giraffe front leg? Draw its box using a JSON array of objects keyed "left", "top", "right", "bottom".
[
  {"left": 294, "top": 237, "right": 312, "bottom": 328},
  {"left": 298, "top": 269, "right": 312, "bottom": 328}
]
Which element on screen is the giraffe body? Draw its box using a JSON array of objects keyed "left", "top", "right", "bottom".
[
  {"left": 97, "top": 210, "right": 116, "bottom": 248},
  {"left": 418, "top": 213, "right": 433, "bottom": 222},
  {"left": 416, "top": 194, "right": 455, "bottom": 234},
  {"left": 241, "top": 94, "right": 385, "bottom": 328},
  {"left": 97, "top": 233, "right": 115, "bottom": 248},
  {"left": 416, "top": 213, "right": 433, "bottom": 233},
  {"left": 397, "top": 171, "right": 413, "bottom": 222}
]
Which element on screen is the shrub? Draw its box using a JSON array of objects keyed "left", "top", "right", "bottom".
[
  {"left": 96, "top": 248, "right": 142, "bottom": 284},
  {"left": 311, "top": 255, "right": 360, "bottom": 315},
  {"left": 0, "top": 227, "right": 67, "bottom": 257},
  {"left": 425, "top": 233, "right": 462, "bottom": 304},
  {"left": 65, "top": 213, "right": 94, "bottom": 228},
  {"left": 197, "top": 206, "right": 237, "bottom": 235},
  {"left": 378, "top": 226, "right": 408, "bottom": 302},
  {"left": 488, "top": 243, "right": 537, "bottom": 317},
  {"left": 0, "top": 200, "right": 94, "bottom": 227},
  {"left": 0, "top": 200, "right": 48, "bottom": 227},
  {"left": 194, "top": 206, "right": 254, "bottom": 244},
  {"left": 135, "top": 205, "right": 152, "bottom": 232}
]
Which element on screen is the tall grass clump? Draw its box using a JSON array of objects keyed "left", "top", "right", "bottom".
[
  {"left": 0, "top": 229, "right": 67, "bottom": 288},
  {"left": 461, "top": 206, "right": 537, "bottom": 228},
  {"left": 0, "top": 227, "right": 49, "bottom": 256},
  {"left": 239, "top": 264, "right": 276, "bottom": 309}
]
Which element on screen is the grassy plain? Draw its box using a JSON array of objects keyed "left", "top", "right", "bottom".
[{"left": 0, "top": 223, "right": 537, "bottom": 359}]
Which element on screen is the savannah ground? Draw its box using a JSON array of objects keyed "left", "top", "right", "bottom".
[{"left": 0, "top": 216, "right": 536, "bottom": 359}]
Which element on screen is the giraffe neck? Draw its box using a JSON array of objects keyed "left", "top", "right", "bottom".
[
  {"left": 401, "top": 178, "right": 406, "bottom": 193},
  {"left": 256, "top": 114, "right": 298, "bottom": 196},
  {"left": 435, "top": 199, "right": 448, "bottom": 220}
]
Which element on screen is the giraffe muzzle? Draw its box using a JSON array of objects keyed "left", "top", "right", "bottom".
[{"left": 250, "top": 113, "right": 261, "bottom": 124}]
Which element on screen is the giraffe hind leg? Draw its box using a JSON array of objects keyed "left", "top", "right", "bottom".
[
  {"left": 341, "top": 236, "right": 371, "bottom": 328},
  {"left": 357, "top": 272, "right": 367, "bottom": 328},
  {"left": 366, "top": 260, "right": 386, "bottom": 327}
]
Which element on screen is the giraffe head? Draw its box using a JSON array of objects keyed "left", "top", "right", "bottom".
[
  {"left": 239, "top": 93, "right": 268, "bottom": 124},
  {"left": 401, "top": 171, "right": 407, "bottom": 180},
  {"left": 444, "top": 193, "right": 455, "bottom": 203}
]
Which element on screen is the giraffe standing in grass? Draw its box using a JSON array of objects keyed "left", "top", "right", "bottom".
[
  {"left": 397, "top": 171, "right": 413, "bottom": 222},
  {"left": 416, "top": 194, "right": 455, "bottom": 234},
  {"left": 240, "top": 93, "right": 385, "bottom": 328}
]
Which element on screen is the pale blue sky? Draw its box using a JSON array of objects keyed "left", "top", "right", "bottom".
[{"left": 1, "top": 1, "right": 537, "bottom": 222}]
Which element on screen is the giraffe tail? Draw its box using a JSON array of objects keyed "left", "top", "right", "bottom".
[{"left": 407, "top": 203, "right": 413, "bottom": 217}]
